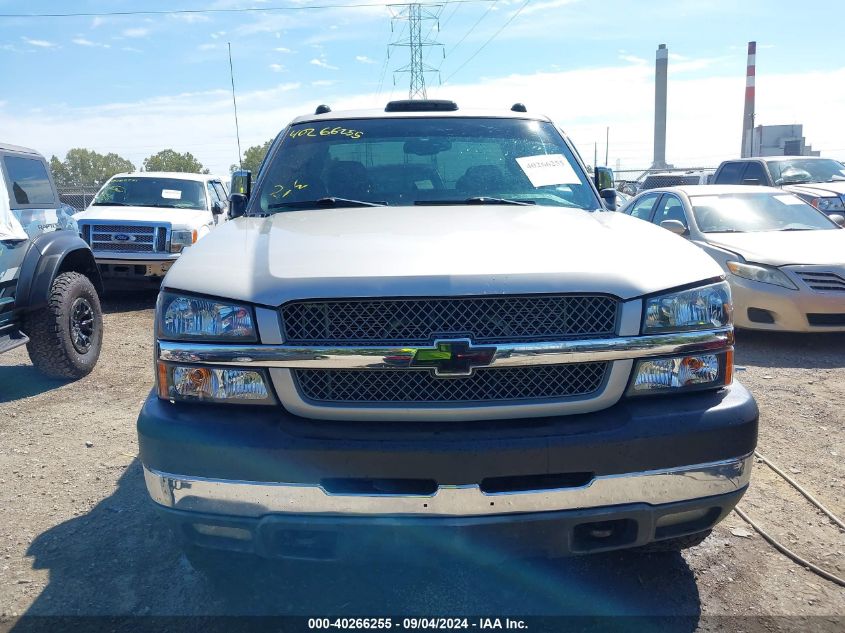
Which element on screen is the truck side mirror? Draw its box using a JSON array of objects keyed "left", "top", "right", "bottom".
[
  {"left": 829, "top": 213, "right": 845, "bottom": 226},
  {"left": 229, "top": 193, "right": 248, "bottom": 219},
  {"left": 595, "top": 166, "right": 614, "bottom": 193},
  {"left": 231, "top": 170, "right": 252, "bottom": 199},
  {"left": 600, "top": 188, "right": 618, "bottom": 211},
  {"left": 211, "top": 201, "right": 223, "bottom": 215}
]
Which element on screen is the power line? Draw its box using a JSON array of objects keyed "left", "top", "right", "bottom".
[
  {"left": 442, "top": 0, "right": 529, "bottom": 85},
  {"left": 442, "top": 0, "right": 498, "bottom": 62},
  {"left": 0, "top": 1, "right": 496, "bottom": 19}
]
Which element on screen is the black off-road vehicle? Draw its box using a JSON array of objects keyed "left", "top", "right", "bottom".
[{"left": 0, "top": 143, "right": 104, "bottom": 379}]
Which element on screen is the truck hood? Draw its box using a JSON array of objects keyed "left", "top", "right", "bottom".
[
  {"left": 164, "top": 205, "right": 724, "bottom": 305},
  {"left": 74, "top": 205, "right": 209, "bottom": 227},
  {"left": 784, "top": 181, "right": 845, "bottom": 198},
  {"left": 705, "top": 229, "right": 845, "bottom": 267}
]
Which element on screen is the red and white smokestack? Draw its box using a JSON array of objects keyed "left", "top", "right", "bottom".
[{"left": 740, "top": 41, "right": 756, "bottom": 158}]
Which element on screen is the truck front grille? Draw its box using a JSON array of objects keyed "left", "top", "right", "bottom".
[
  {"left": 84, "top": 224, "right": 167, "bottom": 254},
  {"left": 294, "top": 362, "right": 608, "bottom": 404},
  {"left": 281, "top": 295, "right": 619, "bottom": 345}
]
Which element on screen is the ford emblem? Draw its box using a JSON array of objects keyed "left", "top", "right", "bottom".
[{"left": 113, "top": 233, "right": 132, "bottom": 242}]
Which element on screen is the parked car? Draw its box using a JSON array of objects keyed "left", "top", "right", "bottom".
[
  {"left": 638, "top": 169, "right": 712, "bottom": 191},
  {"left": 712, "top": 156, "right": 845, "bottom": 217},
  {"left": 138, "top": 100, "right": 757, "bottom": 572},
  {"left": 622, "top": 184, "right": 845, "bottom": 331},
  {"left": 74, "top": 172, "right": 229, "bottom": 285},
  {"left": 0, "top": 142, "right": 104, "bottom": 378}
]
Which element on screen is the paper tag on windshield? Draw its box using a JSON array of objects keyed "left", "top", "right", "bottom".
[
  {"left": 775, "top": 194, "right": 804, "bottom": 205},
  {"left": 161, "top": 189, "right": 182, "bottom": 200},
  {"left": 516, "top": 154, "right": 580, "bottom": 187}
]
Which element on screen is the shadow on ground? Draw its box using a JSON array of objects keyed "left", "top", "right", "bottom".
[
  {"left": 0, "top": 365, "right": 69, "bottom": 402},
  {"left": 101, "top": 287, "right": 159, "bottom": 314},
  {"left": 13, "top": 460, "right": 701, "bottom": 630},
  {"left": 734, "top": 330, "right": 845, "bottom": 370}
]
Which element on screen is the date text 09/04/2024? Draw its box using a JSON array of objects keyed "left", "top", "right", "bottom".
[{"left": 308, "top": 618, "right": 528, "bottom": 630}]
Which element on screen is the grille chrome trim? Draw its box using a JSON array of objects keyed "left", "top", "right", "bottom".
[
  {"left": 294, "top": 363, "right": 608, "bottom": 404},
  {"left": 157, "top": 328, "right": 734, "bottom": 370},
  {"left": 78, "top": 221, "right": 170, "bottom": 254},
  {"left": 280, "top": 295, "right": 620, "bottom": 345}
]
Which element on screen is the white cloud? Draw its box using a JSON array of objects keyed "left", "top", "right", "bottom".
[
  {"left": 122, "top": 28, "right": 150, "bottom": 38},
  {"left": 91, "top": 17, "right": 107, "bottom": 29},
  {"left": 122, "top": 46, "right": 143, "bottom": 53},
  {"left": 21, "top": 37, "right": 56, "bottom": 48},
  {"left": 518, "top": 0, "right": 579, "bottom": 17},
  {"left": 210, "top": 31, "right": 227, "bottom": 39},
  {"left": 269, "top": 63, "right": 285, "bottom": 72},
  {"left": 197, "top": 43, "right": 217, "bottom": 51},
  {"left": 312, "top": 80, "right": 337, "bottom": 87},
  {"left": 169, "top": 14, "right": 211, "bottom": 24},
  {"left": 355, "top": 55, "right": 377, "bottom": 64},
  {"left": 619, "top": 54, "right": 647, "bottom": 65},
  {"left": 310, "top": 58, "right": 338, "bottom": 70},
  {"left": 274, "top": 47, "right": 292, "bottom": 53},
  {"left": 72, "top": 38, "right": 110, "bottom": 49}
]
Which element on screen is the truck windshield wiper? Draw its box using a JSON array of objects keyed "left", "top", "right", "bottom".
[
  {"left": 92, "top": 201, "right": 130, "bottom": 206},
  {"left": 268, "top": 197, "right": 386, "bottom": 209},
  {"left": 415, "top": 197, "right": 535, "bottom": 206}
]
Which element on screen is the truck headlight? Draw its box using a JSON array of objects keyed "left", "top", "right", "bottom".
[
  {"left": 157, "top": 292, "right": 257, "bottom": 341},
  {"left": 643, "top": 281, "right": 732, "bottom": 334},
  {"left": 810, "top": 196, "right": 845, "bottom": 212},
  {"left": 629, "top": 351, "right": 733, "bottom": 395},
  {"left": 157, "top": 363, "right": 274, "bottom": 405},
  {"left": 171, "top": 230, "right": 197, "bottom": 253},
  {"left": 726, "top": 261, "right": 798, "bottom": 290}
]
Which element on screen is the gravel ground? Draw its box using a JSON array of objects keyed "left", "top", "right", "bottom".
[{"left": 0, "top": 290, "right": 843, "bottom": 631}]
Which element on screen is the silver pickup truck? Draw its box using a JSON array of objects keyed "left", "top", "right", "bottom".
[{"left": 138, "top": 101, "right": 758, "bottom": 571}]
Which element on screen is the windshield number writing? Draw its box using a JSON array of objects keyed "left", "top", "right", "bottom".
[
  {"left": 289, "top": 127, "right": 363, "bottom": 140},
  {"left": 269, "top": 180, "right": 309, "bottom": 199}
]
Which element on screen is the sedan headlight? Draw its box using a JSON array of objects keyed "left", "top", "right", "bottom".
[
  {"left": 171, "top": 229, "right": 197, "bottom": 253},
  {"left": 157, "top": 292, "right": 257, "bottom": 341},
  {"left": 726, "top": 261, "right": 798, "bottom": 290},
  {"left": 810, "top": 197, "right": 845, "bottom": 212},
  {"left": 643, "top": 281, "right": 732, "bottom": 333}
]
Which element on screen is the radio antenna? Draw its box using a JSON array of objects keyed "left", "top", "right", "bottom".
[{"left": 228, "top": 42, "right": 243, "bottom": 170}]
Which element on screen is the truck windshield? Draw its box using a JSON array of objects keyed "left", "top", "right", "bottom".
[
  {"left": 255, "top": 117, "right": 598, "bottom": 214},
  {"left": 766, "top": 159, "right": 845, "bottom": 185},
  {"left": 92, "top": 177, "right": 207, "bottom": 210},
  {"left": 690, "top": 192, "right": 839, "bottom": 233}
]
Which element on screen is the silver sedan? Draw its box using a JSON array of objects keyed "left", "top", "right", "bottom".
[{"left": 622, "top": 185, "right": 845, "bottom": 332}]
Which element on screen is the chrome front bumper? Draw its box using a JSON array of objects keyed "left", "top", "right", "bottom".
[{"left": 143, "top": 454, "right": 753, "bottom": 519}]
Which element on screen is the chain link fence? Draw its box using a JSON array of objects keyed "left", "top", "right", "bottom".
[
  {"left": 613, "top": 167, "right": 717, "bottom": 194},
  {"left": 57, "top": 186, "right": 100, "bottom": 212}
]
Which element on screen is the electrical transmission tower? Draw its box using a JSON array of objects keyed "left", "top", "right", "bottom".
[{"left": 388, "top": 3, "right": 444, "bottom": 99}]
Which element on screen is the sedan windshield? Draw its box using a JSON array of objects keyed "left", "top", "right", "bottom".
[
  {"left": 92, "top": 177, "right": 207, "bottom": 210},
  {"left": 689, "top": 192, "right": 839, "bottom": 233},
  {"left": 255, "top": 117, "right": 599, "bottom": 214},
  {"left": 766, "top": 158, "right": 845, "bottom": 185}
]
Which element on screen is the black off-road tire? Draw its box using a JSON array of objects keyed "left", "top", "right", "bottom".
[
  {"left": 23, "top": 271, "right": 103, "bottom": 380},
  {"left": 635, "top": 529, "right": 712, "bottom": 553}
]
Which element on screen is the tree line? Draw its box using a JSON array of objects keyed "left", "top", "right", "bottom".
[{"left": 51, "top": 140, "right": 274, "bottom": 188}]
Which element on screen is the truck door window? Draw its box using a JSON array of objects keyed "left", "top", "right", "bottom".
[
  {"left": 742, "top": 162, "right": 767, "bottom": 185},
  {"left": 627, "top": 193, "right": 660, "bottom": 220},
  {"left": 714, "top": 162, "right": 745, "bottom": 184},
  {"left": 3, "top": 156, "right": 56, "bottom": 208},
  {"left": 206, "top": 182, "right": 220, "bottom": 209}
]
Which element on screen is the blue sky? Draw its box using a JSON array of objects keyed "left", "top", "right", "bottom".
[{"left": 2, "top": 0, "right": 844, "bottom": 174}]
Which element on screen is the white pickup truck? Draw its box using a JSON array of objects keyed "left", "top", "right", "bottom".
[{"left": 75, "top": 172, "right": 229, "bottom": 283}]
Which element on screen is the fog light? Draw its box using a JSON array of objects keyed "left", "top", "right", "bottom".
[
  {"left": 157, "top": 362, "right": 275, "bottom": 405},
  {"left": 629, "top": 351, "right": 731, "bottom": 395}
]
